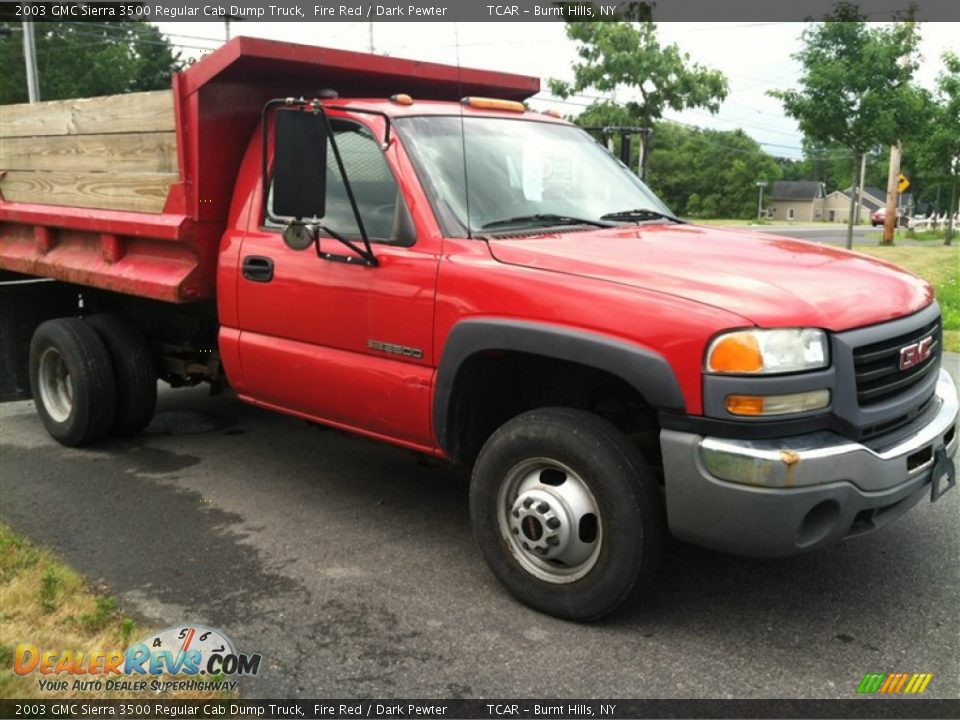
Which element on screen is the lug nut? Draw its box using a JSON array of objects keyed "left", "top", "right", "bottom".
[
  {"left": 512, "top": 509, "right": 520, "bottom": 518},
  {"left": 546, "top": 517, "right": 561, "bottom": 529},
  {"left": 512, "top": 527, "right": 519, "bottom": 535},
  {"left": 534, "top": 546, "right": 547, "bottom": 555},
  {"left": 536, "top": 502, "right": 549, "bottom": 513},
  {"left": 522, "top": 542, "right": 530, "bottom": 551},
  {"left": 547, "top": 536, "right": 560, "bottom": 546},
  {"left": 523, "top": 498, "right": 534, "bottom": 509}
]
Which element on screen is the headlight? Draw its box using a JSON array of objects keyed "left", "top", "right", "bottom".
[{"left": 706, "top": 328, "right": 829, "bottom": 374}]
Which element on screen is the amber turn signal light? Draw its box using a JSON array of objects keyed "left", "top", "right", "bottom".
[
  {"left": 707, "top": 333, "right": 763, "bottom": 373},
  {"left": 725, "top": 395, "right": 766, "bottom": 416},
  {"left": 725, "top": 390, "right": 830, "bottom": 417}
]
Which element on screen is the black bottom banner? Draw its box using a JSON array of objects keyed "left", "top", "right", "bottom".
[{"left": 2, "top": 699, "right": 959, "bottom": 720}]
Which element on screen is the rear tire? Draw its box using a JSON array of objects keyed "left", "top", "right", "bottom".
[
  {"left": 84, "top": 314, "right": 157, "bottom": 437},
  {"left": 29, "top": 318, "right": 117, "bottom": 447},
  {"left": 470, "top": 407, "right": 664, "bottom": 621}
]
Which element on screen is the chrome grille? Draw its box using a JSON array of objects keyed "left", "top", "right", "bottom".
[{"left": 853, "top": 316, "right": 941, "bottom": 406}]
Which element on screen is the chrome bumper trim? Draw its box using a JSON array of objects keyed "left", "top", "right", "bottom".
[{"left": 699, "top": 370, "right": 958, "bottom": 491}]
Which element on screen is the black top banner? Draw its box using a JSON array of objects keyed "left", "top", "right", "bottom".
[
  {"left": 3, "top": 699, "right": 960, "bottom": 720},
  {"left": 2, "top": 0, "right": 960, "bottom": 22}
]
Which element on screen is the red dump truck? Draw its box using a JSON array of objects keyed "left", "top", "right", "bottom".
[{"left": 1, "top": 38, "right": 956, "bottom": 620}]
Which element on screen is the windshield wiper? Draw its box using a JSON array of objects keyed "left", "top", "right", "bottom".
[
  {"left": 600, "top": 208, "right": 683, "bottom": 224},
  {"left": 481, "top": 213, "right": 615, "bottom": 231}
]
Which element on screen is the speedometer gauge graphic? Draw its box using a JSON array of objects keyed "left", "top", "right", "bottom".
[{"left": 141, "top": 625, "right": 236, "bottom": 671}]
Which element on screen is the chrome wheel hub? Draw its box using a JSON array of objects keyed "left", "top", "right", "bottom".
[
  {"left": 499, "top": 458, "right": 602, "bottom": 584},
  {"left": 38, "top": 347, "right": 73, "bottom": 423}
]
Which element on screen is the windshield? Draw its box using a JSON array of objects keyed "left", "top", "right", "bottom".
[{"left": 395, "top": 116, "right": 673, "bottom": 237}]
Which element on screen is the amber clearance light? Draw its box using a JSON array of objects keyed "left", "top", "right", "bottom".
[{"left": 461, "top": 97, "right": 526, "bottom": 113}]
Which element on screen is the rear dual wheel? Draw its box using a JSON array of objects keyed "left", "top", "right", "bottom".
[
  {"left": 30, "top": 318, "right": 117, "bottom": 447},
  {"left": 84, "top": 314, "right": 157, "bottom": 437},
  {"left": 470, "top": 407, "right": 664, "bottom": 621},
  {"left": 29, "top": 315, "right": 157, "bottom": 447}
]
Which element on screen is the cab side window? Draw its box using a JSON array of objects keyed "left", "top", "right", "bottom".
[{"left": 268, "top": 118, "right": 412, "bottom": 245}]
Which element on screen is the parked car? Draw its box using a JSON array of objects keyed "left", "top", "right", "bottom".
[
  {"left": 1, "top": 39, "right": 956, "bottom": 621},
  {"left": 871, "top": 207, "right": 908, "bottom": 227}
]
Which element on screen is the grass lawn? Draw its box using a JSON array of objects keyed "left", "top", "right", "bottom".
[
  {"left": 853, "top": 244, "right": 960, "bottom": 352},
  {"left": 865, "top": 229, "right": 955, "bottom": 242},
  {"left": 0, "top": 524, "right": 231, "bottom": 700}
]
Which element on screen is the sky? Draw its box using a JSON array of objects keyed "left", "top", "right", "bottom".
[{"left": 153, "top": 21, "right": 960, "bottom": 160}]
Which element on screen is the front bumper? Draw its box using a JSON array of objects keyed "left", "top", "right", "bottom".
[{"left": 661, "top": 369, "right": 958, "bottom": 557}]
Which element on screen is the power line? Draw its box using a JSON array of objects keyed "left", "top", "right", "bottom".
[
  {"left": 535, "top": 95, "right": 800, "bottom": 158},
  {"left": 61, "top": 21, "right": 223, "bottom": 46},
  {"left": 555, "top": 88, "right": 807, "bottom": 139},
  {"left": 536, "top": 94, "right": 862, "bottom": 162}
]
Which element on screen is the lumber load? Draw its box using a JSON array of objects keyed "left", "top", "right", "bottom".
[{"left": 0, "top": 90, "right": 178, "bottom": 213}]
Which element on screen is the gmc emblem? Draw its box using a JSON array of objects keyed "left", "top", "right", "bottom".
[{"left": 899, "top": 335, "right": 934, "bottom": 370}]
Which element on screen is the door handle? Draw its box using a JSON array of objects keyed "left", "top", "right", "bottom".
[{"left": 242, "top": 256, "right": 274, "bottom": 283}]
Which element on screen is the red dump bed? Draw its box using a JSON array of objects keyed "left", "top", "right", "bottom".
[{"left": 0, "top": 38, "right": 539, "bottom": 302}]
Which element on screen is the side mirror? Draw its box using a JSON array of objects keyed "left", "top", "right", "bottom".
[
  {"left": 272, "top": 108, "right": 328, "bottom": 220},
  {"left": 260, "top": 98, "right": 377, "bottom": 267}
]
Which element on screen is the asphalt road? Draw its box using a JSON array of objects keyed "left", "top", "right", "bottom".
[
  {"left": 737, "top": 224, "right": 877, "bottom": 245},
  {"left": 1, "top": 356, "right": 958, "bottom": 700}
]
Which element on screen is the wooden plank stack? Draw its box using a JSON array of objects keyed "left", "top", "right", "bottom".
[{"left": 0, "top": 90, "right": 178, "bottom": 213}]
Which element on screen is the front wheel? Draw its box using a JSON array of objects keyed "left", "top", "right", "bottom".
[{"left": 469, "top": 407, "right": 664, "bottom": 621}]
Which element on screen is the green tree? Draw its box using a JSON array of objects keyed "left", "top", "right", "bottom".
[
  {"left": 0, "top": 22, "right": 182, "bottom": 104},
  {"left": 641, "top": 121, "right": 782, "bottom": 219},
  {"left": 914, "top": 52, "right": 960, "bottom": 244},
  {"left": 770, "top": 3, "right": 922, "bottom": 248},
  {"left": 549, "top": 20, "right": 728, "bottom": 175}
]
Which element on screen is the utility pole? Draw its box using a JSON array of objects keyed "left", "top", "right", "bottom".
[
  {"left": 224, "top": 14, "right": 243, "bottom": 43},
  {"left": 855, "top": 152, "right": 867, "bottom": 225},
  {"left": 844, "top": 151, "right": 859, "bottom": 250},
  {"left": 22, "top": 18, "right": 40, "bottom": 103},
  {"left": 882, "top": 142, "right": 901, "bottom": 245},
  {"left": 756, "top": 180, "right": 767, "bottom": 220},
  {"left": 368, "top": 22, "right": 374, "bottom": 53}
]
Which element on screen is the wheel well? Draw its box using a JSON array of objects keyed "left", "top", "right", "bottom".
[
  {"left": 445, "top": 350, "right": 662, "bottom": 476},
  {"left": 81, "top": 290, "right": 221, "bottom": 388}
]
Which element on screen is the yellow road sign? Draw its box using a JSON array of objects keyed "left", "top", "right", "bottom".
[{"left": 898, "top": 173, "right": 910, "bottom": 193}]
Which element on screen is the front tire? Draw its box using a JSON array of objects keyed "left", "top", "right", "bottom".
[
  {"left": 470, "top": 407, "right": 664, "bottom": 621},
  {"left": 29, "top": 318, "right": 117, "bottom": 447}
]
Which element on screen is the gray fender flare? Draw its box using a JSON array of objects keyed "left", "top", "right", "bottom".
[{"left": 433, "top": 319, "right": 686, "bottom": 455}]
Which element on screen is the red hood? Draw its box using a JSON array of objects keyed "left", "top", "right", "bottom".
[{"left": 486, "top": 224, "right": 933, "bottom": 331}]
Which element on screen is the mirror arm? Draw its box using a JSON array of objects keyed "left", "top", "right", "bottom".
[
  {"left": 318, "top": 110, "right": 378, "bottom": 267},
  {"left": 325, "top": 106, "right": 392, "bottom": 149},
  {"left": 313, "top": 225, "right": 378, "bottom": 267}
]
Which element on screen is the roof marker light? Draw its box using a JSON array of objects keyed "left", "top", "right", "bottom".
[
  {"left": 390, "top": 94, "right": 413, "bottom": 105},
  {"left": 461, "top": 97, "right": 526, "bottom": 113}
]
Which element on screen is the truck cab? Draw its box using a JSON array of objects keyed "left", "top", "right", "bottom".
[{"left": 1, "top": 39, "right": 956, "bottom": 621}]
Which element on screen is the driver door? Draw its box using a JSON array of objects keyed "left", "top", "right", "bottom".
[{"left": 235, "top": 117, "right": 439, "bottom": 450}]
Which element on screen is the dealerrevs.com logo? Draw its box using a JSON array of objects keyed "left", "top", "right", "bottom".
[
  {"left": 13, "top": 625, "right": 261, "bottom": 693},
  {"left": 857, "top": 672, "right": 933, "bottom": 695}
]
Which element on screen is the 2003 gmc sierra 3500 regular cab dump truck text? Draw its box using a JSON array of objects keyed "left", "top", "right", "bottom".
[{"left": 1, "top": 39, "right": 956, "bottom": 621}]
